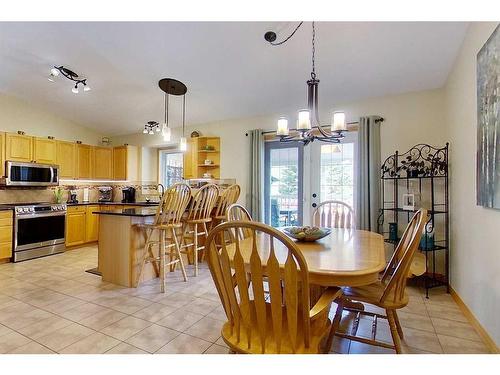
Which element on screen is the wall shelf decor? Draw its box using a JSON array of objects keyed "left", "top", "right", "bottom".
[{"left": 378, "top": 143, "right": 449, "bottom": 297}]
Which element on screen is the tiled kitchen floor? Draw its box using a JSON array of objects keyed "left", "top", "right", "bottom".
[{"left": 0, "top": 245, "right": 492, "bottom": 354}]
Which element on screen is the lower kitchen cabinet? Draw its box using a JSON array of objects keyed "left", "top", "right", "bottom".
[
  {"left": 0, "top": 211, "right": 13, "bottom": 260},
  {"left": 66, "top": 206, "right": 86, "bottom": 247},
  {"left": 85, "top": 205, "right": 99, "bottom": 242}
]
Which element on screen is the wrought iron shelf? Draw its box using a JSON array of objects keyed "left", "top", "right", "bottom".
[{"left": 379, "top": 143, "right": 449, "bottom": 298}]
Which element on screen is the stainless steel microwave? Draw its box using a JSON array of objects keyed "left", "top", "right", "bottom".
[{"left": 1, "top": 161, "right": 59, "bottom": 187}]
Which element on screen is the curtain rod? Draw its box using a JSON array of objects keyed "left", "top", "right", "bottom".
[{"left": 251, "top": 118, "right": 384, "bottom": 136}]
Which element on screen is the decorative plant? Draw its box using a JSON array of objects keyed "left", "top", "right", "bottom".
[{"left": 53, "top": 187, "right": 64, "bottom": 203}]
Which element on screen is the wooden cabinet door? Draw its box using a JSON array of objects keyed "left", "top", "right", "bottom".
[
  {"left": 56, "top": 141, "right": 76, "bottom": 179},
  {"left": 0, "top": 211, "right": 12, "bottom": 260},
  {"left": 76, "top": 144, "right": 92, "bottom": 179},
  {"left": 113, "top": 146, "right": 127, "bottom": 180},
  {"left": 66, "top": 212, "right": 86, "bottom": 246},
  {"left": 33, "top": 137, "right": 57, "bottom": 164},
  {"left": 5, "top": 133, "right": 33, "bottom": 162},
  {"left": 93, "top": 147, "right": 113, "bottom": 179},
  {"left": 183, "top": 139, "right": 194, "bottom": 179},
  {"left": 85, "top": 205, "right": 99, "bottom": 242}
]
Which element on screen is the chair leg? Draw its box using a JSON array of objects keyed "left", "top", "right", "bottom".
[
  {"left": 200, "top": 222, "right": 209, "bottom": 262},
  {"left": 325, "top": 298, "right": 344, "bottom": 352},
  {"left": 194, "top": 224, "right": 199, "bottom": 276},
  {"left": 172, "top": 227, "right": 188, "bottom": 282},
  {"left": 386, "top": 309, "right": 403, "bottom": 354},
  {"left": 159, "top": 229, "right": 166, "bottom": 293},
  {"left": 392, "top": 310, "right": 404, "bottom": 339}
]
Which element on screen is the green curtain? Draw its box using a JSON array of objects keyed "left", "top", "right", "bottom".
[
  {"left": 356, "top": 116, "right": 382, "bottom": 231},
  {"left": 247, "top": 129, "right": 264, "bottom": 221}
]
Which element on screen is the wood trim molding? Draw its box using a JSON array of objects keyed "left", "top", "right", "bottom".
[{"left": 449, "top": 286, "right": 499, "bottom": 353}]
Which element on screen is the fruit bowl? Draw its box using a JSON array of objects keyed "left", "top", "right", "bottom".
[{"left": 282, "top": 226, "right": 331, "bottom": 242}]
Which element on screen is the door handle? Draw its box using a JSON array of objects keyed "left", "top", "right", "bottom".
[
  {"left": 312, "top": 203, "right": 317, "bottom": 208},
  {"left": 312, "top": 193, "right": 317, "bottom": 198}
]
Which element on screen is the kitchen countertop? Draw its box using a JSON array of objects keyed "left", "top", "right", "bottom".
[
  {"left": 67, "top": 201, "right": 159, "bottom": 207},
  {"left": 92, "top": 208, "right": 157, "bottom": 217}
]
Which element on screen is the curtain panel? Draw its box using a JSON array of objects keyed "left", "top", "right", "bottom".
[
  {"left": 247, "top": 129, "right": 264, "bottom": 221},
  {"left": 356, "top": 116, "right": 382, "bottom": 231}
]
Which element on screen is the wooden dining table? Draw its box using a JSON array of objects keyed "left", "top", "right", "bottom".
[{"left": 226, "top": 228, "right": 386, "bottom": 289}]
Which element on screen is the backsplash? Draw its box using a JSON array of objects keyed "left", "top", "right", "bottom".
[{"left": 0, "top": 181, "right": 160, "bottom": 204}]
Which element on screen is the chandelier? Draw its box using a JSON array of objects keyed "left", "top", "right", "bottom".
[
  {"left": 143, "top": 78, "right": 188, "bottom": 151},
  {"left": 264, "top": 22, "right": 347, "bottom": 145},
  {"left": 48, "top": 66, "right": 91, "bottom": 94}
]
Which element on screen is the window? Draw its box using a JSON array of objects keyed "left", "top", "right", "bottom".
[
  {"left": 159, "top": 150, "right": 184, "bottom": 187},
  {"left": 319, "top": 143, "right": 354, "bottom": 206}
]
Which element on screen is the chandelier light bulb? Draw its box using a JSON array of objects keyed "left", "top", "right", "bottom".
[
  {"left": 71, "top": 86, "right": 79, "bottom": 94},
  {"left": 179, "top": 137, "right": 187, "bottom": 151},
  {"left": 162, "top": 125, "right": 171, "bottom": 142},
  {"left": 148, "top": 129, "right": 154, "bottom": 135},
  {"left": 297, "top": 109, "right": 311, "bottom": 130},
  {"left": 50, "top": 68, "right": 60, "bottom": 77},
  {"left": 155, "top": 125, "right": 161, "bottom": 132},
  {"left": 332, "top": 112, "right": 346, "bottom": 132},
  {"left": 83, "top": 85, "right": 91, "bottom": 92},
  {"left": 276, "top": 117, "right": 289, "bottom": 136}
]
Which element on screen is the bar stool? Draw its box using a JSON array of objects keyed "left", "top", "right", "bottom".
[
  {"left": 136, "top": 183, "right": 192, "bottom": 293},
  {"left": 180, "top": 184, "right": 219, "bottom": 276},
  {"left": 210, "top": 184, "right": 241, "bottom": 230}
]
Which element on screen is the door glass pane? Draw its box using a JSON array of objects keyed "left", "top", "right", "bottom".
[
  {"left": 160, "top": 152, "right": 184, "bottom": 187},
  {"left": 269, "top": 147, "right": 299, "bottom": 227},
  {"left": 320, "top": 143, "right": 354, "bottom": 206}
]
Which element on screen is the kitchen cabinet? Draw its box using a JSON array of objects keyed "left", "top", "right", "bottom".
[
  {"left": 66, "top": 206, "right": 86, "bottom": 247},
  {"left": 113, "top": 145, "right": 138, "bottom": 181},
  {"left": 0, "top": 133, "right": 5, "bottom": 177},
  {"left": 93, "top": 147, "right": 113, "bottom": 179},
  {"left": 76, "top": 144, "right": 93, "bottom": 179},
  {"left": 0, "top": 211, "right": 13, "bottom": 260},
  {"left": 85, "top": 205, "right": 99, "bottom": 242},
  {"left": 33, "top": 137, "right": 57, "bottom": 164},
  {"left": 183, "top": 139, "right": 195, "bottom": 179},
  {"left": 5, "top": 133, "right": 33, "bottom": 163},
  {"left": 183, "top": 136, "right": 220, "bottom": 179},
  {"left": 56, "top": 141, "right": 76, "bottom": 179}
]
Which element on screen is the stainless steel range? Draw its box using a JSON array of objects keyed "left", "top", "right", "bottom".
[{"left": 13, "top": 202, "right": 66, "bottom": 262}]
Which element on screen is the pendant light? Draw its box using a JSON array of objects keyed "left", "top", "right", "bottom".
[
  {"left": 162, "top": 93, "right": 171, "bottom": 142},
  {"left": 179, "top": 95, "right": 187, "bottom": 151}
]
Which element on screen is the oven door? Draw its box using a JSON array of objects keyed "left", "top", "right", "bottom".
[{"left": 14, "top": 212, "right": 66, "bottom": 251}]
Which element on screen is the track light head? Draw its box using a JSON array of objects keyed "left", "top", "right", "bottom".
[{"left": 264, "top": 31, "right": 277, "bottom": 43}]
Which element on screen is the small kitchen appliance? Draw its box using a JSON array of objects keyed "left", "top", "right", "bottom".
[
  {"left": 98, "top": 186, "right": 113, "bottom": 202},
  {"left": 122, "top": 186, "right": 136, "bottom": 203},
  {"left": 67, "top": 190, "right": 78, "bottom": 204}
]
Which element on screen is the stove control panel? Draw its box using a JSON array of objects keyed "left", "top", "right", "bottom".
[{"left": 14, "top": 204, "right": 67, "bottom": 215}]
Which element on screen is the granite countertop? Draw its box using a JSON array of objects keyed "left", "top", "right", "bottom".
[
  {"left": 92, "top": 208, "right": 158, "bottom": 217},
  {"left": 0, "top": 206, "right": 14, "bottom": 211},
  {"left": 67, "top": 201, "right": 159, "bottom": 207}
]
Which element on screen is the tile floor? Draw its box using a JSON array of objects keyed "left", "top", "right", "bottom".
[{"left": 0, "top": 245, "right": 492, "bottom": 354}]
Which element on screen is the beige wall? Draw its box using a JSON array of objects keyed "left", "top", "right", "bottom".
[
  {"left": 444, "top": 22, "right": 500, "bottom": 345},
  {"left": 112, "top": 88, "right": 448, "bottom": 206},
  {"left": 0, "top": 93, "right": 104, "bottom": 145}
]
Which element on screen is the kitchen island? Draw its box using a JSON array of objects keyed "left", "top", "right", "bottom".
[{"left": 93, "top": 208, "right": 159, "bottom": 287}]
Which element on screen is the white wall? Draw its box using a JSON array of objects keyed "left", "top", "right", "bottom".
[
  {"left": 444, "top": 22, "right": 500, "bottom": 345},
  {"left": 112, "top": 88, "right": 448, "bottom": 206},
  {"left": 0, "top": 93, "right": 104, "bottom": 145}
]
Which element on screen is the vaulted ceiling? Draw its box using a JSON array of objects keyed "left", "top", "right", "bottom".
[{"left": 0, "top": 22, "right": 468, "bottom": 135}]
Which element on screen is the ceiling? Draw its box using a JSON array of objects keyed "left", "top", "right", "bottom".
[{"left": 0, "top": 22, "right": 468, "bottom": 136}]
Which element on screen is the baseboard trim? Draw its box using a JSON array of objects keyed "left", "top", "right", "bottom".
[{"left": 449, "top": 286, "right": 499, "bottom": 354}]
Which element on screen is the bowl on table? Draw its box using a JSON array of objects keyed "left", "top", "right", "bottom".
[{"left": 282, "top": 226, "right": 331, "bottom": 242}]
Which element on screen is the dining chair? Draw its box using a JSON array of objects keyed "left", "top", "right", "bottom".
[
  {"left": 181, "top": 183, "right": 220, "bottom": 276},
  {"left": 206, "top": 220, "right": 343, "bottom": 354},
  {"left": 326, "top": 209, "right": 428, "bottom": 353},
  {"left": 225, "top": 203, "right": 253, "bottom": 240},
  {"left": 135, "top": 183, "right": 192, "bottom": 292},
  {"left": 312, "top": 200, "right": 355, "bottom": 229},
  {"left": 211, "top": 184, "right": 241, "bottom": 229}
]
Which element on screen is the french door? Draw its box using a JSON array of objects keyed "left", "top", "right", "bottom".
[{"left": 264, "top": 132, "right": 357, "bottom": 227}]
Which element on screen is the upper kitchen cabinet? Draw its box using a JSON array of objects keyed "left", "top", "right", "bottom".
[
  {"left": 0, "top": 133, "right": 5, "bottom": 177},
  {"left": 5, "top": 133, "right": 33, "bottom": 163},
  {"left": 113, "top": 145, "right": 138, "bottom": 181},
  {"left": 76, "top": 143, "right": 93, "bottom": 179},
  {"left": 56, "top": 140, "right": 76, "bottom": 179},
  {"left": 93, "top": 146, "right": 113, "bottom": 179},
  {"left": 33, "top": 137, "right": 57, "bottom": 164}
]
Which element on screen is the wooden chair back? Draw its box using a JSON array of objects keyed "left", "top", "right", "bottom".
[
  {"left": 380, "top": 209, "right": 427, "bottom": 305},
  {"left": 225, "top": 203, "right": 253, "bottom": 240},
  {"left": 312, "top": 200, "right": 355, "bottom": 229},
  {"left": 214, "top": 184, "right": 241, "bottom": 218},
  {"left": 186, "top": 183, "right": 220, "bottom": 221},
  {"left": 206, "top": 221, "right": 312, "bottom": 353},
  {"left": 154, "top": 183, "right": 192, "bottom": 226}
]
